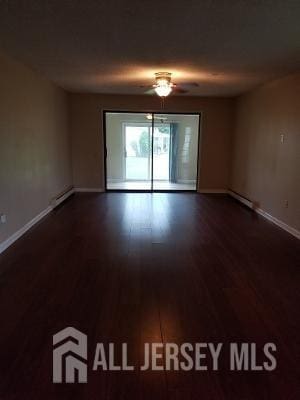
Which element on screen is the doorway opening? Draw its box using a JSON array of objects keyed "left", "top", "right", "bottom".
[{"left": 104, "top": 112, "right": 200, "bottom": 191}]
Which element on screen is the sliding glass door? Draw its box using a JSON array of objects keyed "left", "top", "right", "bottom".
[
  {"left": 105, "top": 112, "right": 152, "bottom": 190},
  {"left": 105, "top": 112, "right": 200, "bottom": 191},
  {"left": 152, "top": 113, "right": 199, "bottom": 190}
]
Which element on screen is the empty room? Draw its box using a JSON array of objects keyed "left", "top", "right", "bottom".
[{"left": 0, "top": 1, "right": 299, "bottom": 399}]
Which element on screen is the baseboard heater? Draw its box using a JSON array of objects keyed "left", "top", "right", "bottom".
[
  {"left": 51, "top": 187, "right": 75, "bottom": 209},
  {"left": 228, "top": 189, "right": 254, "bottom": 209},
  {"left": 228, "top": 189, "right": 299, "bottom": 239},
  {"left": 0, "top": 186, "right": 75, "bottom": 254}
]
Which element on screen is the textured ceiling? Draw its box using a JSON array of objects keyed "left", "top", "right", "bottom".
[{"left": 0, "top": 0, "right": 299, "bottom": 96}]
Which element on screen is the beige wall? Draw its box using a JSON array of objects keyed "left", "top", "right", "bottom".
[
  {"left": 231, "top": 73, "right": 300, "bottom": 231},
  {"left": 70, "top": 94, "right": 234, "bottom": 190},
  {"left": 0, "top": 52, "right": 72, "bottom": 243}
]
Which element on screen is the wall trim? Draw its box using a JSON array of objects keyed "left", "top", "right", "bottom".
[
  {"left": 0, "top": 206, "right": 52, "bottom": 254},
  {"left": 74, "top": 188, "right": 104, "bottom": 192},
  {"left": 198, "top": 189, "right": 228, "bottom": 194},
  {"left": 0, "top": 187, "right": 75, "bottom": 255},
  {"left": 228, "top": 190, "right": 300, "bottom": 240},
  {"left": 255, "top": 207, "right": 300, "bottom": 239}
]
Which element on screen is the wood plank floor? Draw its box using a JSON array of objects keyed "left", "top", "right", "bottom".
[{"left": 0, "top": 193, "right": 299, "bottom": 399}]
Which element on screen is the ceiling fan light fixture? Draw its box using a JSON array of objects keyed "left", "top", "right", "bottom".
[
  {"left": 153, "top": 72, "right": 174, "bottom": 97},
  {"left": 154, "top": 84, "right": 172, "bottom": 97}
]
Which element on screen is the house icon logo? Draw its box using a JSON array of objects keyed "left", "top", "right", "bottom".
[{"left": 53, "top": 327, "right": 87, "bottom": 383}]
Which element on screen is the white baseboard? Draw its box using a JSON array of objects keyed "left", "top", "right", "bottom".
[
  {"left": 0, "top": 206, "right": 52, "bottom": 254},
  {"left": 74, "top": 188, "right": 104, "bottom": 193},
  {"left": 228, "top": 190, "right": 300, "bottom": 240},
  {"left": 198, "top": 189, "right": 228, "bottom": 194},
  {"left": 0, "top": 187, "right": 76, "bottom": 255},
  {"left": 255, "top": 207, "right": 300, "bottom": 239}
]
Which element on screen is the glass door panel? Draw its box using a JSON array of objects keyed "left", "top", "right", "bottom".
[
  {"left": 125, "top": 125, "right": 151, "bottom": 181},
  {"left": 106, "top": 112, "right": 152, "bottom": 190},
  {"left": 153, "top": 124, "right": 170, "bottom": 181},
  {"left": 152, "top": 113, "right": 200, "bottom": 191}
]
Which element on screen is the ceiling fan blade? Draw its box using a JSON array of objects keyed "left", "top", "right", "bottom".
[
  {"left": 144, "top": 88, "right": 155, "bottom": 94},
  {"left": 178, "top": 82, "right": 199, "bottom": 89},
  {"left": 172, "top": 87, "right": 189, "bottom": 94}
]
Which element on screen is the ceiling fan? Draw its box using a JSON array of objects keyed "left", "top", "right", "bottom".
[
  {"left": 146, "top": 113, "right": 168, "bottom": 121},
  {"left": 140, "top": 72, "right": 199, "bottom": 97}
]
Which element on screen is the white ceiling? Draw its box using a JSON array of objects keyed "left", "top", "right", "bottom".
[{"left": 0, "top": 0, "right": 299, "bottom": 97}]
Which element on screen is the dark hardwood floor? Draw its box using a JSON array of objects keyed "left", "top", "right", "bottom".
[{"left": 0, "top": 193, "right": 299, "bottom": 399}]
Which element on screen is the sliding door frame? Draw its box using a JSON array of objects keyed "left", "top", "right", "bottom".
[{"left": 103, "top": 110, "right": 201, "bottom": 193}]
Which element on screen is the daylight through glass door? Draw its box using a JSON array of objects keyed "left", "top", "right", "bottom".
[{"left": 105, "top": 112, "right": 200, "bottom": 191}]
